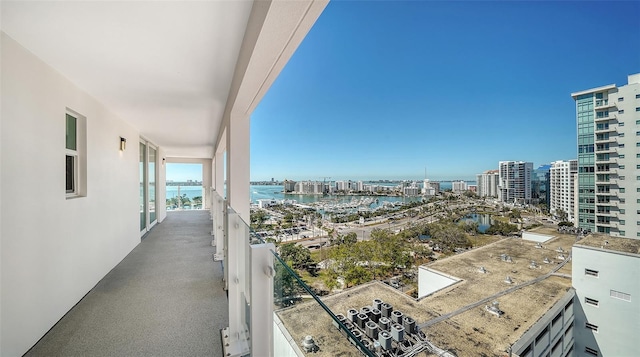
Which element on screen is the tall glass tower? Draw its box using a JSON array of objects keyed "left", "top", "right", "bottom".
[{"left": 572, "top": 73, "right": 640, "bottom": 237}]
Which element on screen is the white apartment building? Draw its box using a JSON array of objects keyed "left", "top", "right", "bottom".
[
  {"left": 403, "top": 186, "right": 421, "bottom": 196},
  {"left": 294, "top": 181, "right": 327, "bottom": 194},
  {"left": 498, "top": 161, "right": 533, "bottom": 204},
  {"left": 549, "top": 160, "right": 578, "bottom": 223},
  {"left": 572, "top": 73, "right": 640, "bottom": 238},
  {"left": 335, "top": 180, "right": 349, "bottom": 191},
  {"left": 476, "top": 169, "right": 499, "bottom": 197},
  {"left": 451, "top": 180, "right": 467, "bottom": 193},
  {"left": 283, "top": 180, "right": 297, "bottom": 193},
  {"left": 422, "top": 179, "right": 436, "bottom": 196}
]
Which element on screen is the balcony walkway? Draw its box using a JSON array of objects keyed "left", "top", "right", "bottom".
[{"left": 25, "top": 210, "right": 228, "bottom": 357}]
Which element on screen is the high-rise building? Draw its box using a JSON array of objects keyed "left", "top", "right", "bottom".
[
  {"left": 476, "top": 169, "right": 499, "bottom": 198},
  {"left": 498, "top": 161, "right": 533, "bottom": 204},
  {"left": 571, "top": 73, "right": 640, "bottom": 238},
  {"left": 531, "top": 164, "right": 550, "bottom": 207},
  {"left": 549, "top": 160, "right": 578, "bottom": 223},
  {"left": 422, "top": 179, "right": 436, "bottom": 196},
  {"left": 283, "top": 180, "right": 297, "bottom": 193}
]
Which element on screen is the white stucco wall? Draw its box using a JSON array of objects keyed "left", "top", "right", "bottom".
[
  {"left": 522, "top": 232, "right": 554, "bottom": 243},
  {"left": 1, "top": 32, "right": 141, "bottom": 356},
  {"left": 572, "top": 245, "right": 640, "bottom": 357},
  {"left": 273, "top": 313, "right": 304, "bottom": 357},
  {"left": 418, "top": 266, "right": 461, "bottom": 299}
]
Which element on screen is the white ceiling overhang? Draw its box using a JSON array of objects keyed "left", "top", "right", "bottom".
[{"left": 1, "top": 0, "right": 328, "bottom": 159}]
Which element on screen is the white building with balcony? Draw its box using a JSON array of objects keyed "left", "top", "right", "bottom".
[
  {"left": 477, "top": 169, "right": 499, "bottom": 197},
  {"left": 451, "top": 180, "right": 467, "bottom": 193},
  {"left": 498, "top": 161, "right": 533, "bottom": 204},
  {"left": 571, "top": 74, "right": 640, "bottom": 238},
  {"left": 549, "top": 160, "right": 578, "bottom": 223}
]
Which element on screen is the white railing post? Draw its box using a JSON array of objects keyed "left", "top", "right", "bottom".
[
  {"left": 221, "top": 209, "right": 250, "bottom": 357},
  {"left": 213, "top": 191, "right": 226, "bottom": 263},
  {"left": 250, "top": 243, "right": 275, "bottom": 357}
]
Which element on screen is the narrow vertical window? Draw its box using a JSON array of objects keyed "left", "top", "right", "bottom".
[
  {"left": 65, "top": 110, "right": 86, "bottom": 197},
  {"left": 66, "top": 114, "right": 78, "bottom": 195}
]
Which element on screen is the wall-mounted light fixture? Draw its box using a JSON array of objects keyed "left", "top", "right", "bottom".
[{"left": 120, "top": 137, "right": 127, "bottom": 151}]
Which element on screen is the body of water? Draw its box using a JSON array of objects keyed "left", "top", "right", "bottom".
[
  {"left": 165, "top": 181, "right": 476, "bottom": 207},
  {"left": 461, "top": 213, "right": 493, "bottom": 233},
  {"left": 250, "top": 185, "right": 422, "bottom": 209},
  {"left": 166, "top": 186, "right": 204, "bottom": 201}
]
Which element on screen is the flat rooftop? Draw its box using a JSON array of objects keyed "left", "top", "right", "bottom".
[
  {"left": 276, "top": 227, "right": 577, "bottom": 356},
  {"left": 574, "top": 233, "right": 640, "bottom": 255}
]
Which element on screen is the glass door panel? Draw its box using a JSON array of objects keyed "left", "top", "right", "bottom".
[
  {"left": 148, "top": 146, "right": 157, "bottom": 224},
  {"left": 139, "top": 142, "right": 147, "bottom": 232}
]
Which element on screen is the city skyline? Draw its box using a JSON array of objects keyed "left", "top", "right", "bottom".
[{"left": 249, "top": 1, "right": 640, "bottom": 182}]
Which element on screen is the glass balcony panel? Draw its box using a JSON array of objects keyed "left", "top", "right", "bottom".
[
  {"left": 228, "top": 208, "right": 252, "bottom": 331},
  {"left": 272, "top": 252, "right": 376, "bottom": 357}
]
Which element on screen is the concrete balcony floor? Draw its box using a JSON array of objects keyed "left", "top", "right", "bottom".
[{"left": 25, "top": 210, "right": 228, "bottom": 357}]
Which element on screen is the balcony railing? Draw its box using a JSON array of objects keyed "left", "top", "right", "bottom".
[
  {"left": 594, "top": 99, "right": 616, "bottom": 109},
  {"left": 272, "top": 252, "right": 376, "bottom": 356},
  {"left": 212, "top": 189, "right": 376, "bottom": 357},
  {"left": 594, "top": 125, "right": 614, "bottom": 133},
  {"left": 594, "top": 113, "right": 617, "bottom": 123}
]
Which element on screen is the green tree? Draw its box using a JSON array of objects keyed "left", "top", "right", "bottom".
[
  {"left": 279, "top": 243, "right": 312, "bottom": 269},
  {"left": 250, "top": 210, "right": 268, "bottom": 229},
  {"left": 427, "top": 221, "right": 471, "bottom": 252},
  {"left": 322, "top": 269, "right": 339, "bottom": 292},
  {"left": 344, "top": 265, "right": 372, "bottom": 288},
  {"left": 485, "top": 221, "right": 519, "bottom": 235}
]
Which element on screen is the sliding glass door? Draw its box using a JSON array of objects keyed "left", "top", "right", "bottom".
[
  {"left": 140, "top": 140, "right": 158, "bottom": 235},
  {"left": 140, "top": 142, "right": 147, "bottom": 232}
]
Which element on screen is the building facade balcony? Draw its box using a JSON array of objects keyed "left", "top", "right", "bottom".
[
  {"left": 594, "top": 99, "right": 617, "bottom": 109},
  {"left": 594, "top": 113, "right": 617, "bottom": 123}
]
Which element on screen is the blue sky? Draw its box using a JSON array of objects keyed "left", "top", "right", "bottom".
[
  {"left": 249, "top": 1, "right": 640, "bottom": 182},
  {"left": 166, "top": 163, "right": 202, "bottom": 182}
]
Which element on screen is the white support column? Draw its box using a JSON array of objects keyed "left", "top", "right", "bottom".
[
  {"left": 250, "top": 243, "right": 275, "bottom": 356},
  {"left": 214, "top": 146, "right": 225, "bottom": 197},
  {"left": 227, "top": 112, "right": 250, "bottom": 223},
  {"left": 202, "top": 159, "right": 213, "bottom": 210},
  {"left": 223, "top": 111, "right": 251, "bottom": 357}
]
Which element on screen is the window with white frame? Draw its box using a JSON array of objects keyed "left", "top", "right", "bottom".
[
  {"left": 66, "top": 113, "right": 78, "bottom": 195},
  {"left": 65, "top": 110, "right": 86, "bottom": 197}
]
